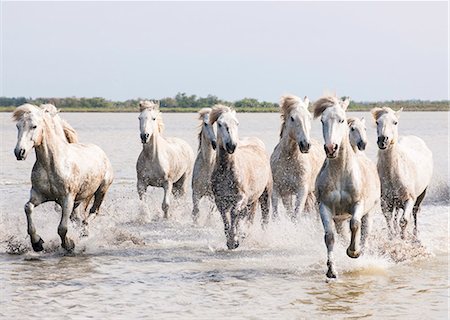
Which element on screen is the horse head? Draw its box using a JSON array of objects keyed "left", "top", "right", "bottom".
[
  {"left": 348, "top": 117, "right": 367, "bottom": 151},
  {"left": 371, "top": 107, "right": 402, "bottom": 150},
  {"left": 280, "top": 95, "right": 312, "bottom": 153},
  {"left": 138, "top": 100, "right": 164, "bottom": 144},
  {"left": 313, "top": 96, "right": 350, "bottom": 159},
  {"left": 210, "top": 105, "right": 238, "bottom": 154},
  {"left": 198, "top": 108, "right": 216, "bottom": 150},
  {"left": 12, "top": 104, "right": 45, "bottom": 160}
]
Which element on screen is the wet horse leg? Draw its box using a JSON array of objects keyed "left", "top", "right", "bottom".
[
  {"left": 25, "top": 189, "right": 47, "bottom": 252},
  {"left": 162, "top": 181, "right": 173, "bottom": 219},
  {"left": 293, "top": 186, "right": 307, "bottom": 223},
  {"left": 347, "top": 203, "right": 363, "bottom": 259},
  {"left": 58, "top": 195, "right": 75, "bottom": 251},
  {"left": 319, "top": 203, "right": 337, "bottom": 278},
  {"left": 400, "top": 198, "right": 415, "bottom": 240},
  {"left": 271, "top": 188, "right": 280, "bottom": 221},
  {"left": 412, "top": 188, "right": 427, "bottom": 237}
]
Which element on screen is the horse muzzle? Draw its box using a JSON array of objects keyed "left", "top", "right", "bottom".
[
  {"left": 225, "top": 142, "right": 236, "bottom": 154},
  {"left": 377, "top": 136, "right": 388, "bottom": 149},
  {"left": 211, "top": 139, "right": 217, "bottom": 150},
  {"left": 324, "top": 143, "right": 338, "bottom": 158},
  {"left": 15, "top": 148, "right": 27, "bottom": 160},
  {"left": 140, "top": 133, "right": 149, "bottom": 144},
  {"left": 299, "top": 140, "right": 311, "bottom": 153},
  {"left": 357, "top": 141, "right": 367, "bottom": 151}
]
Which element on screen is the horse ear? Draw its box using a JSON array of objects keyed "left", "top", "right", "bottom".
[
  {"left": 303, "top": 96, "right": 310, "bottom": 107},
  {"left": 395, "top": 107, "right": 403, "bottom": 118},
  {"left": 361, "top": 117, "right": 365, "bottom": 125},
  {"left": 341, "top": 97, "right": 350, "bottom": 110}
]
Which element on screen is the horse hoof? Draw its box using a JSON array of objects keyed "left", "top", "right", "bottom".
[
  {"left": 227, "top": 240, "right": 239, "bottom": 250},
  {"left": 63, "top": 238, "right": 75, "bottom": 252},
  {"left": 326, "top": 269, "right": 337, "bottom": 279},
  {"left": 347, "top": 247, "right": 360, "bottom": 259},
  {"left": 32, "top": 238, "right": 45, "bottom": 252}
]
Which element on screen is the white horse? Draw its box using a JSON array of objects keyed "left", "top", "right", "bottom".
[
  {"left": 314, "top": 96, "right": 380, "bottom": 278},
  {"left": 270, "top": 95, "right": 324, "bottom": 221},
  {"left": 209, "top": 105, "right": 272, "bottom": 249},
  {"left": 136, "top": 101, "right": 194, "bottom": 218},
  {"left": 13, "top": 104, "right": 114, "bottom": 252},
  {"left": 348, "top": 117, "right": 368, "bottom": 153},
  {"left": 191, "top": 108, "right": 217, "bottom": 223},
  {"left": 372, "top": 107, "right": 433, "bottom": 238}
]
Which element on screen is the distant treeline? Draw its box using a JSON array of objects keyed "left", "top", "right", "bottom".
[{"left": 0, "top": 94, "right": 448, "bottom": 112}]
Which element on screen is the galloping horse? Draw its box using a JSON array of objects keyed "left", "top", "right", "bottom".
[
  {"left": 13, "top": 104, "right": 114, "bottom": 252},
  {"left": 314, "top": 96, "right": 380, "bottom": 278},
  {"left": 372, "top": 107, "right": 432, "bottom": 238},
  {"left": 209, "top": 105, "right": 272, "bottom": 249},
  {"left": 191, "top": 108, "right": 217, "bottom": 223},
  {"left": 136, "top": 101, "right": 194, "bottom": 218},
  {"left": 270, "top": 95, "right": 324, "bottom": 221}
]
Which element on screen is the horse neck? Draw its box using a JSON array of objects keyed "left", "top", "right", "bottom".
[
  {"left": 143, "top": 130, "right": 162, "bottom": 158},
  {"left": 35, "top": 117, "right": 68, "bottom": 169},
  {"left": 200, "top": 129, "right": 214, "bottom": 164},
  {"left": 327, "top": 134, "right": 354, "bottom": 174},
  {"left": 216, "top": 142, "right": 235, "bottom": 172},
  {"left": 378, "top": 141, "right": 399, "bottom": 174}
]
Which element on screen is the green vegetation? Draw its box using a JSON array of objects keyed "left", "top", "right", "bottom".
[{"left": 0, "top": 94, "right": 448, "bottom": 113}]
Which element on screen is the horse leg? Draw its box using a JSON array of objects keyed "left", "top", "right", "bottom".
[
  {"left": 360, "top": 211, "right": 373, "bottom": 254},
  {"left": 381, "top": 198, "right": 395, "bottom": 237},
  {"left": 293, "top": 186, "right": 307, "bottom": 223},
  {"left": 259, "top": 187, "right": 270, "bottom": 228},
  {"left": 58, "top": 195, "right": 76, "bottom": 252},
  {"left": 192, "top": 190, "right": 201, "bottom": 224},
  {"left": 347, "top": 203, "right": 364, "bottom": 259},
  {"left": 216, "top": 202, "right": 231, "bottom": 248},
  {"left": 319, "top": 203, "right": 337, "bottom": 278},
  {"left": 412, "top": 188, "right": 427, "bottom": 237},
  {"left": 227, "top": 208, "right": 240, "bottom": 250},
  {"left": 281, "top": 194, "right": 293, "bottom": 221},
  {"left": 400, "top": 198, "right": 415, "bottom": 240},
  {"left": 137, "top": 179, "right": 147, "bottom": 201},
  {"left": 162, "top": 181, "right": 173, "bottom": 219},
  {"left": 271, "top": 188, "right": 280, "bottom": 221},
  {"left": 25, "top": 190, "right": 47, "bottom": 252}
]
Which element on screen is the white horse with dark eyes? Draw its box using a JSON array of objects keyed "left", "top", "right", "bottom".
[
  {"left": 13, "top": 103, "right": 114, "bottom": 252},
  {"left": 314, "top": 96, "right": 380, "bottom": 278},
  {"left": 209, "top": 105, "right": 272, "bottom": 250},
  {"left": 371, "top": 107, "right": 432, "bottom": 239},
  {"left": 270, "top": 95, "right": 324, "bottom": 221},
  {"left": 136, "top": 101, "right": 194, "bottom": 219},
  {"left": 347, "top": 117, "right": 368, "bottom": 153}
]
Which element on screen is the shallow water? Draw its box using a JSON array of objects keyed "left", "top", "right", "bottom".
[{"left": 0, "top": 112, "right": 448, "bottom": 319}]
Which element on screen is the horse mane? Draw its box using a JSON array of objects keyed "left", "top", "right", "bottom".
[
  {"left": 139, "top": 100, "right": 164, "bottom": 134},
  {"left": 371, "top": 107, "right": 392, "bottom": 120},
  {"left": 347, "top": 117, "right": 357, "bottom": 126},
  {"left": 198, "top": 107, "right": 212, "bottom": 120},
  {"left": 209, "top": 104, "right": 233, "bottom": 124},
  {"left": 60, "top": 119, "right": 79, "bottom": 143},
  {"left": 139, "top": 100, "right": 159, "bottom": 111},
  {"left": 12, "top": 104, "right": 39, "bottom": 122},
  {"left": 279, "top": 94, "right": 309, "bottom": 138},
  {"left": 313, "top": 96, "right": 340, "bottom": 119}
]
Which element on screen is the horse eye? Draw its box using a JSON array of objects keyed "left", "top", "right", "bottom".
[
  {"left": 32, "top": 125, "right": 37, "bottom": 129},
  {"left": 152, "top": 117, "right": 156, "bottom": 121},
  {"left": 376, "top": 121, "right": 379, "bottom": 125},
  {"left": 290, "top": 116, "right": 294, "bottom": 121},
  {"left": 351, "top": 127, "right": 355, "bottom": 131},
  {"left": 393, "top": 121, "right": 398, "bottom": 125},
  {"left": 218, "top": 123, "right": 222, "bottom": 128}
]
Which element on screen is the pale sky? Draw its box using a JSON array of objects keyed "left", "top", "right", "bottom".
[{"left": 1, "top": 1, "right": 448, "bottom": 102}]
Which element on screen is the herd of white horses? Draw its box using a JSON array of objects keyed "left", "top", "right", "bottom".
[{"left": 12, "top": 94, "right": 433, "bottom": 278}]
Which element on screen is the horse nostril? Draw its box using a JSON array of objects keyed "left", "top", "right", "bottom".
[{"left": 19, "top": 149, "right": 25, "bottom": 157}]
